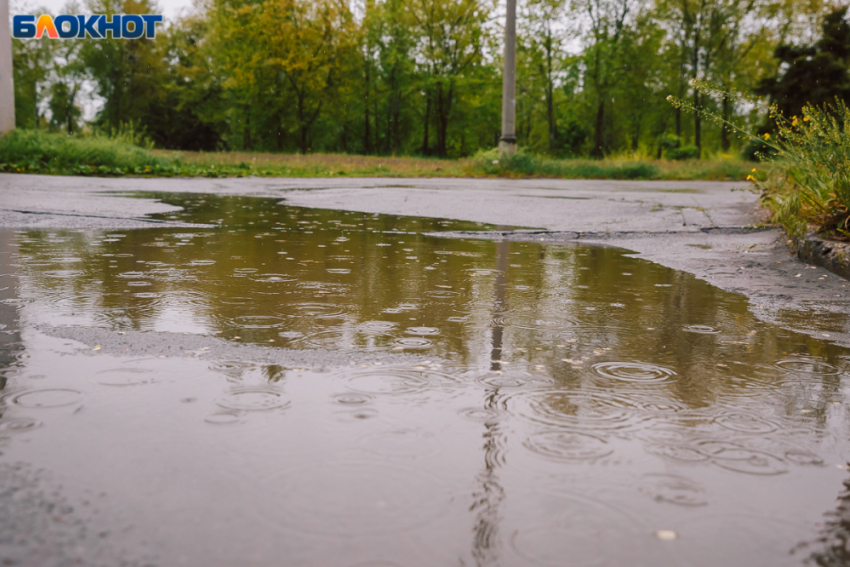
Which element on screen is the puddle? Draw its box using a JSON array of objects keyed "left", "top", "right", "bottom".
[{"left": 0, "top": 193, "right": 849, "bottom": 566}]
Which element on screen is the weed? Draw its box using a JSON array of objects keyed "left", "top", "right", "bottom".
[{"left": 670, "top": 80, "right": 850, "bottom": 239}]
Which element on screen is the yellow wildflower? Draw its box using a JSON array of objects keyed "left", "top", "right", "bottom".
[
  {"left": 751, "top": 168, "right": 757, "bottom": 172},
  {"left": 747, "top": 175, "right": 756, "bottom": 181},
  {"left": 764, "top": 133, "right": 771, "bottom": 141}
]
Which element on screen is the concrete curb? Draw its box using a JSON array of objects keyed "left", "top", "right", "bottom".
[{"left": 791, "top": 231, "right": 850, "bottom": 280}]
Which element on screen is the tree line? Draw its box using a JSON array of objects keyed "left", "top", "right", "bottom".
[{"left": 11, "top": 0, "right": 848, "bottom": 158}]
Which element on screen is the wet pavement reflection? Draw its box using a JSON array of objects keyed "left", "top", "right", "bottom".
[{"left": 1, "top": 193, "right": 850, "bottom": 566}]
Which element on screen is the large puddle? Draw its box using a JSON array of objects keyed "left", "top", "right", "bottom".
[{"left": 1, "top": 193, "right": 850, "bottom": 566}]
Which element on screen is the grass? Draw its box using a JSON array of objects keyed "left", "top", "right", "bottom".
[
  {"left": 0, "top": 128, "right": 176, "bottom": 176},
  {"left": 475, "top": 150, "right": 758, "bottom": 181},
  {"left": 158, "top": 149, "right": 473, "bottom": 177},
  {"left": 0, "top": 128, "right": 765, "bottom": 181}
]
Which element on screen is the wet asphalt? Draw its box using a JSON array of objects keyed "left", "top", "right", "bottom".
[{"left": 1, "top": 173, "right": 850, "bottom": 566}]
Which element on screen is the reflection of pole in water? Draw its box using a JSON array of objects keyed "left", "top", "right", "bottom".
[
  {"left": 471, "top": 236, "right": 510, "bottom": 566},
  {"left": 801, "top": 469, "right": 850, "bottom": 565},
  {"left": 490, "top": 238, "right": 510, "bottom": 372}
]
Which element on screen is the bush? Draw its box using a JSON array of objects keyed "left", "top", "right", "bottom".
[
  {"left": 670, "top": 80, "right": 850, "bottom": 239},
  {"left": 761, "top": 102, "right": 850, "bottom": 239},
  {"left": 0, "top": 129, "right": 176, "bottom": 176},
  {"left": 552, "top": 119, "right": 588, "bottom": 157},
  {"left": 657, "top": 133, "right": 682, "bottom": 159},
  {"left": 668, "top": 145, "right": 701, "bottom": 160}
]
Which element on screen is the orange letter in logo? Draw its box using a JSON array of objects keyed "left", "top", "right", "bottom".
[{"left": 35, "top": 15, "right": 58, "bottom": 38}]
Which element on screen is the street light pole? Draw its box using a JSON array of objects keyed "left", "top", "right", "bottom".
[
  {"left": 499, "top": 0, "right": 517, "bottom": 157},
  {"left": 0, "top": 0, "right": 15, "bottom": 134}
]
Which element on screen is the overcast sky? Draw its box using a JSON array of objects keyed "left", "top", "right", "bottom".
[{"left": 10, "top": 0, "right": 196, "bottom": 21}]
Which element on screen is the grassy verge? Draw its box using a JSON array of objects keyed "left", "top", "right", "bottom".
[
  {"left": 1, "top": 129, "right": 764, "bottom": 181},
  {"left": 476, "top": 150, "right": 757, "bottom": 181},
  {"left": 159, "top": 149, "right": 473, "bottom": 177},
  {"left": 0, "top": 128, "right": 178, "bottom": 176}
]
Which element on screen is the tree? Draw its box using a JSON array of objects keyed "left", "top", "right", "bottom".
[
  {"left": 409, "top": 0, "right": 490, "bottom": 157},
  {"left": 211, "top": 0, "right": 358, "bottom": 153},
  {"left": 579, "top": 0, "right": 641, "bottom": 157},
  {"left": 144, "top": 11, "right": 226, "bottom": 150},
  {"left": 80, "top": 0, "right": 167, "bottom": 133},
  {"left": 756, "top": 6, "right": 850, "bottom": 120},
  {"left": 520, "top": 0, "right": 570, "bottom": 153},
  {"left": 12, "top": 11, "right": 54, "bottom": 128}
]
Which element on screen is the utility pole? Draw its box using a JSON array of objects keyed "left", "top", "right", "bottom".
[
  {"left": 499, "top": 0, "right": 517, "bottom": 157},
  {"left": 0, "top": 0, "right": 15, "bottom": 134}
]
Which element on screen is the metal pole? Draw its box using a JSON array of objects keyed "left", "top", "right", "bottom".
[
  {"left": 0, "top": 0, "right": 15, "bottom": 134},
  {"left": 499, "top": 0, "right": 517, "bottom": 157}
]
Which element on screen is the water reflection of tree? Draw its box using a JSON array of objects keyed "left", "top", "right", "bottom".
[
  {"left": 803, "top": 471, "right": 850, "bottom": 566},
  {"left": 471, "top": 237, "right": 509, "bottom": 566},
  {"left": 0, "top": 231, "right": 23, "bottom": 396},
  {"left": 14, "top": 195, "right": 850, "bottom": 421}
]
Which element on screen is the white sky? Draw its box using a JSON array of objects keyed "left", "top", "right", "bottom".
[{"left": 10, "top": 0, "right": 196, "bottom": 21}]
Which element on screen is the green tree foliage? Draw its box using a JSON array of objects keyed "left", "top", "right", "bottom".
[
  {"left": 79, "top": 0, "right": 166, "bottom": 133},
  {"left": 12, "top": 31, "right": 53, "bottom": 129},
  {"left": 8, "top": 0, "right": 834, "bottom": 159},
  {"left": 756, "top": 5, "right": 850, "bottom": 120}
]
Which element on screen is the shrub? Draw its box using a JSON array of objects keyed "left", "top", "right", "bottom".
[
  {"left": 668, "top": 145, "right": 701, "bottom": 160},
  {"left": 0, "top": 129, "right": 175, "bottom": 175},
  {"left": 670, "top": 80, "right": 850, "bottom": 239},
  {"left": 761, "top": 102, "right": 850, "bottom": 239}
]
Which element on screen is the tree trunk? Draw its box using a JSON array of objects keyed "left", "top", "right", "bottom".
[
  {"left": 33, "top": 81, "right": 38, "bottom": 129},
  {"left": 435, "top": 81, "right": 452, "bottom": 158},
  {"left": 591, "top": 100, "right": 605, "bottom": 158},
  {"left": 298, "top": 92, "right": 308, "bottom": 154},
  {"left": 364, "top": 65, "right": 371, "bottom": 154},
  {"left": 693, "top": 91, "right": 701, "bottom": 156},
  {"left": 422, "top": 88, "right": 430, "bottom": 156},
  {"left": 721, "top": 90, "right": 731, "bottom": 152},
  {"left": 675, "top": 109, "right": 681, "bottom": 138},
  {"left": 374, "top": 97, "right": 380, "bottom": 153},
  {"left": 386, "top": 101, "right": 392, "bottom": 155},
  {"left": 243, "top": 107, "right": 252, "bottom": 150},
  {"left": 545, "top": 32, "right": 555, "bottom": 153},
  {"left": 692, "top": 21, "right": 701, "bottom": 157},
  {"left": 391, "top": 93, "right": 401, "bottom": 155}
]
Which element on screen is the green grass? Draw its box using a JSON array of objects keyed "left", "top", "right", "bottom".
[
  {"left": 0, "top": 129, "right": 763, "bottom": 181},
  {"left": 474, "top": 149, "right": 758, "bottom": 181},
  {"left": 0, "top": 129, "right": 178, "bottom": 176}
]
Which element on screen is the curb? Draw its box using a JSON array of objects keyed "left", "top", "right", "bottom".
[{"left": 790, "top": 231, "right": 850, "bottom": 280}]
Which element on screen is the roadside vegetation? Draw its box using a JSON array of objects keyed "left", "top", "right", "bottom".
[
  {"left": 667, "top": 8, "right": 850, "bottom": 241},
  {"left": 757, "top": 103, "right": 850, "bottom": 241},
  {"left": 12, "top": 0, "right": 842, "bottom": 162},
  {"left": 0, "top": 129, "right": 764, "bottom": 180},
  {"left": 671, "top": 86, "right": 850, "bottom": 240}
]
